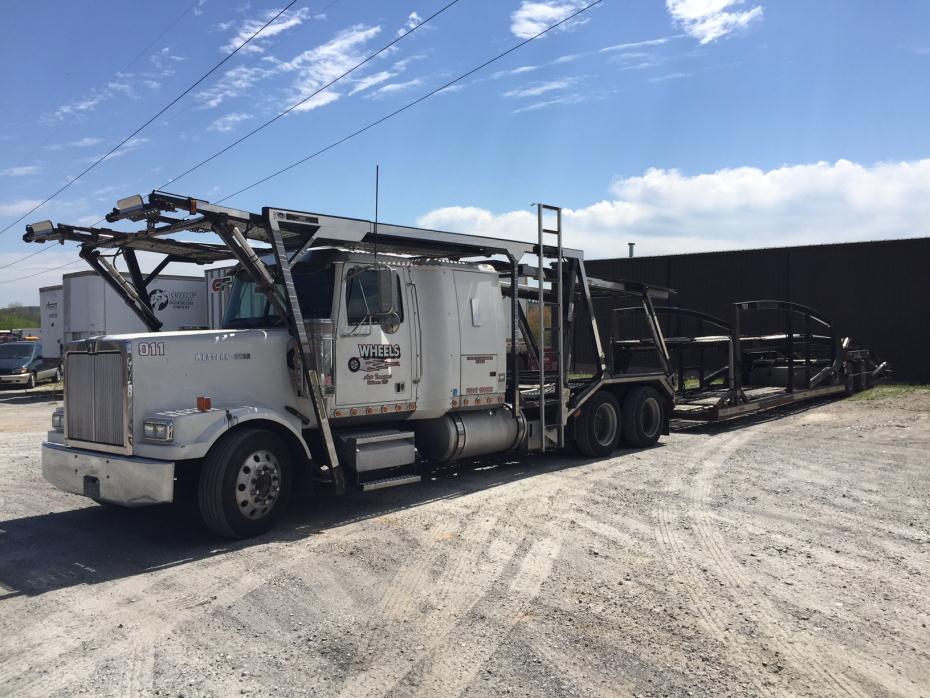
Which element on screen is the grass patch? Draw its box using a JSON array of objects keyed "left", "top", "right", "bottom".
[{"left": 849, "top": 383, "right": 930, "bottom": 401}]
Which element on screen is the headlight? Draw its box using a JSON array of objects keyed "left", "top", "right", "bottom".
[
  {"left": 52, "top": 409, "right": 64, "bottom": 432},
  {"left": 16, "top": 367, "right": 28, "bottom": 374},
  {"left": 143, "top": 420, "right": 174, "bottom": 442}
]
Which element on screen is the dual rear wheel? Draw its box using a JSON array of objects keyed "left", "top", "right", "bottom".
[{"left": 573, "top": 386, "right": 664, "bottom": 457}]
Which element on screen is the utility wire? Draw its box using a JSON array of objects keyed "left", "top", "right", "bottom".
[
  {"left": 4, "top": 0, "right": 200, "bottom": 173},
  {"left": 0, "top": 244, "right": 57, "bottom": 272},
  {"left": 217, "top": 0, "right": 604, "bottom": 204},
  {"left": 0, "top": 0, "right": 303, "bottom": 236},
  {"left": 160, "top": 0, "right": 462, "bottom": 189},
  {"left": 9, "top": 0, "right": 602, "bottom": 283},
  {"left": 0, "top": 257, "right": 83, "bottom": 286}
]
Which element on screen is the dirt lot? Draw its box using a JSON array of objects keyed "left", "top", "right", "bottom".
[{"left": 0, "top": 386, "right": 928, "bottom": 697}]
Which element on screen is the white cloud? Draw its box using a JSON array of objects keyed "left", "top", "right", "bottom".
[
  {"left": 281, "top": 24, "right": 382, "bottom": 111},
  {"left": 510, "top": 1, "right": 589, "bottom": 40},
  {"left": 196, "top": 63, "right": 272, "bottom": 108},
  {"left": 416, "top": 159, "right": 930, "bottom": 258},
  {"left": 0, "top": 165, "right": 42, "bottom": 177},
  {"left": 666, "top": 0, "right": 763, "bottom": 44},
  {"left": 649, "top": 72, "right": 692, "bottom": 82},
  {"left": 503, "top": 78, "right": 576, "bottom": 98},
  {"left": 221, "top": 6, "right": 313, "bottom": 54},
  {"left": 208, "top": 112, "right": 254, "bottom": 132},
  {"left": 348, "top": 70, "right": 395, "bottom": 95},
  {"left": 397, "top": 11, "right": 423, "bottom": 37},
  {"left": 513, "top": 93, "right": 585, "bottom": 113},
  {"left": 0, "top": 199, "right": 43, "bottom": 217},
  {"left": 47, "top": 136, "right": 104, "bottom": 150},
  {"left": 492, "top": 65, "right": 539, "bottom": 79},
  {"left": 599, "top": 35, "right": 684, "bottom": 53},
  {"left": 370, "top": 78, "right": 423, "bottom": 99}
]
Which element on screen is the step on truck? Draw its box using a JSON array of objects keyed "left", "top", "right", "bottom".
[{"left": 24, "top": 192, "right": 677, "bottom": 538}]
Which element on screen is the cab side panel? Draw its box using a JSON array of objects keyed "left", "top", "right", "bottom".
[{"left": 409, "top": 268, "right": 459, "bottom": 418}]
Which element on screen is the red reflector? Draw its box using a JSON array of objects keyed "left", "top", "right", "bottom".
[{"left": 197, "top": 396, "right": 212, "bottom": 412}]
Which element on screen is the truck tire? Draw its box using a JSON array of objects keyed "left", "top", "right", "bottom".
[
  {"left": 621, "top": 386, "right": 664, "bottom": 448},
  {"left": 573, "top": 390, "right": 622, "bottom": 457},
  {"left": 198, "top": 428, "right": 292, "bottom": 538}
]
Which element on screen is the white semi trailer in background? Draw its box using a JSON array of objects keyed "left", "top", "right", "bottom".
[
  {"left": 38, "top": 285, "right": 63, "bottom": 360},
  {"left": 23, "top": 192, "right": 676, "bottom": 538},
  {"left": 61, "top": 270, "right": 207, "bottom": 342}
]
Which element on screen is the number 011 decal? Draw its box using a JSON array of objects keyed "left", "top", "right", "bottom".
[{"left": 137, "top": 341, "right": 166, "bottom": 357}]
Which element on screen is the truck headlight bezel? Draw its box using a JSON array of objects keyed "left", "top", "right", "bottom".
[
  {"left": 143, "top": 419, "right": 174, "bottom": 442},
  {"left": 52, "top": 409, "right": 64, "bottom": 432}
]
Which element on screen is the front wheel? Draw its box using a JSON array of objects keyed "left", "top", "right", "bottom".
[
  {"left": 573, "top": 390, "right": 622, "bottom": 457},
  {"left": 198, "top": 428, "right": 292, "bottom": 538},
  {"left": 621, "top": 386, "right": 664, "bottom": 448}
]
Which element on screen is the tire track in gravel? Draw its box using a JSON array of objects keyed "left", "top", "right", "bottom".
[
  {"left": 0, "top": 526, "right": 374, "bottom": 695},
  {"left": 654, "top": 430, "right": 774, "bottom": 695},
  {"left": 684, "top": 425, "right": 872, "bottom": 698},
  {"left": 339, "top": 476, "right": 568, "bottom": 697}
]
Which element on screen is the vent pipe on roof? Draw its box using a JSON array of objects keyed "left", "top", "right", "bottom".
[{"left": 628, "top": 242, "right": 635, "bottom": 258}]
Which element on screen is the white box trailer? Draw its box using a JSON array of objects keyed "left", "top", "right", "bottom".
[
  {"left": 205, "top": 265, "right": 236, "bottom": 329},
  {"left": 39, "top": 285, "right": 64, "bottom": 359},
  {"left": 63, "top": 271, "right": 207, "bottom": 342}
]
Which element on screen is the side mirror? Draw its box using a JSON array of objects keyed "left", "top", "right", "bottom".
[{"left": 375, "top": 268, "right": 394, "bottom": 315}]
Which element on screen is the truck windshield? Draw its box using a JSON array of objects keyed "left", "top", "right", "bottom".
[
  {"left": 223, "top": 265, "right": 335, "bottom": 329},
  {"left": 0, "top": 344, "right": 33, "bottom": 359}
]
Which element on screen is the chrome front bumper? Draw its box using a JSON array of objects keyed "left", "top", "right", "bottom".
[
  {"left": 41, "top": 441, "right": 175, "bottom": 507},
  {"left": 0, "top": 374, "right": 30, "bottom": 385}
]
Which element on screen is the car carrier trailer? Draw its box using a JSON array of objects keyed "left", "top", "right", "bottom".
[
  {"left": 23, "top": 192, "right": 677, "bottom": 537},
  {"left": 613, "top": 301, "right": 888, "bottom": 422}
]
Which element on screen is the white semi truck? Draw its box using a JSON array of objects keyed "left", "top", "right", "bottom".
[{"left": 24, "top": 192, "right": 676, "bottom": 538}]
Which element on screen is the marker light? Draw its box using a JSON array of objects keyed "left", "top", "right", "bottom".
[{"left": 196, "top": 396, "right": 212, "bottom": 412}]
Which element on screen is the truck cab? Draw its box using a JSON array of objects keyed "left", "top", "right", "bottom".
[{"left": 27, "top": 193, "right": 676, "bottom": 539}]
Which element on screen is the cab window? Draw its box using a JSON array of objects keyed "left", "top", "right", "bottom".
[{"left": 345, "top": 269, "right": 403, "bottom": 324}]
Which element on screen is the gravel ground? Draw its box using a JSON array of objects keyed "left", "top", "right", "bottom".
[{"left": 0, "top": 386, "right": 928, "bottom": 697}]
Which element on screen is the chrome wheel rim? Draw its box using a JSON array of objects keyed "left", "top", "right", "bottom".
[
  {"left": 593, "top": 402, "right": 618, "bottom": 447},
  {"left": 235, "top": 449, "right": 281, "bottom": 520},
  {"left": 640, "top": 397, "right": 661, "bottom": 438}
]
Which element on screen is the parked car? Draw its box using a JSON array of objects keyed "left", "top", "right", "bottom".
[{"left": 0, "top": 342, "right": 61, "bottom": 389}]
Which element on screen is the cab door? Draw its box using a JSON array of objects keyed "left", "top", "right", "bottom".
[{"left": 333, "top": 265, "right": 413, "bottom": 409}]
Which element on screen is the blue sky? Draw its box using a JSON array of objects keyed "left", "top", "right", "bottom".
[{"left": 1, "top": 0, "right": 929, "bottom": 303}]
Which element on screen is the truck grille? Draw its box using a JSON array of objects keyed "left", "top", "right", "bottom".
[{"left": 66, "top": 352, "right": 126, "bottom": 447}]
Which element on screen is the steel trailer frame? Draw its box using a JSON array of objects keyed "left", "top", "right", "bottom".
[
  {"left": 24, "top": 190, "right": 677, "bottom": 477},
  {"left": 613, "top": 300, "right": 889, "bottom": 421}
]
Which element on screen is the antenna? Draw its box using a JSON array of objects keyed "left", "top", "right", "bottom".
[{"left": 374, "top": 164, "right": 379, "bottom": 262}]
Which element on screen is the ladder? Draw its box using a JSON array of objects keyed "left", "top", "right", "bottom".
[
  {"left": 265, "top": 211, "right": 346, "bottom": 494},
  {"left": 535, "top": 204, "right": 565, "bottom": 451}
]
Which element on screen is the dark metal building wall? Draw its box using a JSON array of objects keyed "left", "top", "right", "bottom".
[{"left": 585, "top": 237, "right": 930, "bottom": 383}]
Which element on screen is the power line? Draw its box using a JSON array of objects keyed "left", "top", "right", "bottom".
[
  {"left": 0, "top": 0, "right": 303, "bottom": 237},
  {"left": 11, "top": 0, "right": 602, "bottom": 284},
  {"left": 0, "top": 257, "right": 83, "bottom": 286},
  {"left": 0, "top": 244, "right": 57, "bottom": 272},
  {"left": 217, "top": 0, "right": 604, "bottom": 204},
  {"left": 161, "top": 0, "right": 463, "bottom": 189},
  {"left": 4, "top": 0, "right": 200, "bottom": 173}
]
